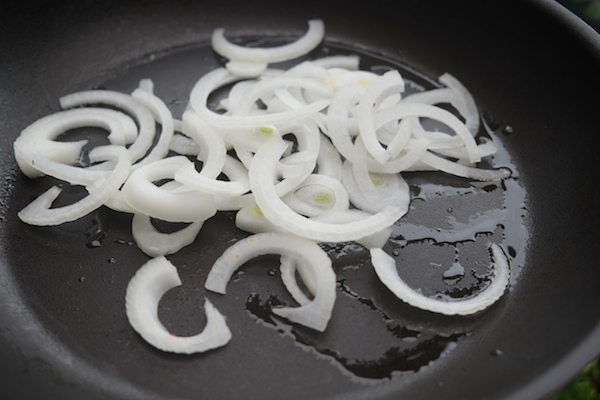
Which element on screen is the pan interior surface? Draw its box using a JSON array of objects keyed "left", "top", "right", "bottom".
[{"left": 1, "top": 1, "right": 600, "bottom": 399}]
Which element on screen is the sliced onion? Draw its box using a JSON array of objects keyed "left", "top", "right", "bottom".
[
  {"left": 281, "top": 174, "right": 349, "bottom": 217},
  {"left": 60, "top": 89, "right": 156, "bottom": 164},
  {"left": 17, "top": 145, "right": 131, "bottom": 226},
  {"left": 310, "top": 209, "right": 393, "bottom": 249},
  {"left": 125, "top": 256, "right": 231, "bottom": 353},
  {"left": 356, "top": 70, "right": 405, "bottom": 164},
  {"left": 341, "top": 159, "right": 410, "bottom": 214},
  {"left": 211, "top": 19, "right": 324, "bottom": 68},
  {"left": 279, "top": 255, "right": 316, "bottom": 306},
  {"left": 121, "top": 156, "right": 217, "bottom": 222},
  {"left": 130, "top": 85, "right": 175, "bottom": 168},
  {"left": 132, "top": 214, "right": 203, "bottom": 257},
  {"left": 249, "top": 138, "right": 406, "bottom": 242},
  {"left": 205, "top": 232, "right": 336, "bottom": 331},
  {"left": 15, "top": 107, "right": 136, "bottom": 179},
  {"left": 418, "top": 151, "right": 512, "bottom": 181},
  {"left": 235, "top": 204, "right": 282, "bottom": 234},
  {"left": 370, "top": 244, "right": 510, "bottom": 315}
]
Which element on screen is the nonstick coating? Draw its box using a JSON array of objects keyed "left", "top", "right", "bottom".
[{"left": 1, "top": 0, "right": 600, "bottom": 399}]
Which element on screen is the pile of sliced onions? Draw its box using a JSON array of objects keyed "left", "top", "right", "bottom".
[{"left": 13, "top": 19, "right": 512, "bottom": 354}]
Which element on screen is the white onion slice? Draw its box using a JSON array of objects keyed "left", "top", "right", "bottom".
[
  {"left": 356, "top": 70, "right": 405, "bottom": 164},
  {"left": 15, "top": 107, "right": 136, "bottom": 178},
  {"left": 121, "top": 156, "right": 217, "bottom": 222},
  {"left": 235, "top": 204, "right": 282, "bottom": 234},
  {"left": 132, "top": 214, "right": 203, "bottom": 257},
  {"left": 281, "top": 174, "right": 349, "bottom": 217},
  {"left": 211, "top": 19, "right": 324, "bottom": 67},
  {"left": 125, "top": 256, "right": 231, "bottom": 353},
  {"left": 279, "top": 256, "right": 316, "bottom": 306},
  {"left": 17, "top": 145, "right": 131, "bottom": 226},
  {"left": 370, "top": 244, "right": 510, "bottom": 315},
  {"left": 60, "top": 89, "right": 156, "bottom": 163},
  {"left": 175, "top": 155, "right": 250, "bottom": 197},
  {"left": 439, "top": 73, "right": 480, "bottom": 135},
  {"left": 130, "top": 86, "right": 175, "bottom": 168},
  {"left": 310, "top": 209, "right": 393, "bottom": 249},
  {"left": 249, "top": 138, "right": 406, "bottom": 242},
  {"left": 205, "top": 232, "right": 336, "bottom": 331},
  {"left": 180, "top": 110, "right": 227, "bottom": 179},
  {"left": 316, "top": 134, "right": 343, "bottom": 180},
  {"left": 341, "top": 159, "right": 410, "bottom": 215},
  {"left": 14, "top": 140, "right": 110, "bottom": 186},
  {"left": 419, "top": 151, "right": 512, "bottom": 181}
]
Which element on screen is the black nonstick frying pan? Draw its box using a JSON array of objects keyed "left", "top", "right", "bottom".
[{"left": 1, "top": 0, "right": 600, "bottom": 399}]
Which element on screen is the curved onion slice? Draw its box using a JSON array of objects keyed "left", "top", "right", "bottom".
[
  {"left": 370, "top": 244, "right": 510, "bottom": 315},
  {"left": 341, "top": 159, "right": 410, "bottom": 214},
  {"left": 279, "top": 255, "right": 317, "bottom": 306},
  {"left": 132, "top": 214, "right": 203, "bottom": 257},
  {"left": 14, "top": 140, "right": 111, "bottom": 186},
  {"left": 281, "top": 174, "right": 349, "bottom": 217},
  {"left": 17, "top": 145, "right": 131, "bottom": 226},
  {"left": 205, "top": 232, "right": 336, "bottom": 331},
  {"left": 15, "top": 107, "right": 136, "bottom": 179},
  {"left": 235, "top": 204, "right": 281, "bottom": 234},
  {"left": 310, "top": 209, "right": 393, "bottom": 249},
  {"left": 130, "top": 85, "right": 175, "bottom": 168},
  {"left": 125, "top": 256, "right": 231, "bottom": 353},
  {"left": 212, "top": 19, "right": 325, "bottom": 75},
  {"left": 60, "top": 89, "right": 156, "bottom": 163},
  {"left": 419, "top": 151, "right": 512, "bottom": 181},
  {"left": 356, "top": 70, "right": 405, "bottom": 164},
  {"left": 250, "top": 138, "right": 406, "bottom": 242},
  {"left": 121, "top": 156, "right": 217, "bottom": 222}
]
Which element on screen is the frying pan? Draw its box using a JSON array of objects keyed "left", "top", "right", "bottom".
[{"left": 1, "top": 0, "right": 600, "bottom": 399}]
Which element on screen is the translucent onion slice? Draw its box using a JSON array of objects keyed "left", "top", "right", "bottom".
[
  {"left": 130, "top": 85, "right": 175, "bottom": 168},
  {"left": 121, "top": 156, "right": 217, "bottom": 222},
  {"left": 125, "top": 256, "right": 232, "bottom": 354},
  {"left": 200, "top": 77, "right": 330, "bottom": 129},
  {"left": 14, "top": 140, "right": 111, "bottom": 186},
  {"left": 370, "top": 244, "right": 510, "bottom": 315},
  {"left": 204, "top": 232, "right": 336, "bottom": 331},
  {"left": 375, "top": 102, "right": 481, "bottom": 164},
  {"left": 356, "top": 70, "right": 405, "bottom": 164},
  {"left": 316, "top": 134, "right": 343, "bottom": 180},
  {"left": 341, "top": 159, "right": 410, "bottom": 215},
  {"left": 235, "top": 204, "right": 282, "bottom": 234},
  {"left": 281, "top": 174, "right": 349, "bottom": 217},
  {"left": 249, "top": 138, "right": 406, "bottom": 242},
  {"left": 310, "top": 209, "right": 393, "bottom": 249},
  {"left": 60, "top": 89, "right": 156, "bottom": 163},
  {"left": 175, "top": 155, "right": 250, "bottom": 197},
  {"left": 439, "top": 73, "right": 480, "bottom": 135},
  {"left": 180, "top": 110, "right": 227, "bottom": 179},
  {"left": 211, "top": 19, "right": 324, "bottom": 70},
  {"left": 17, "top": 145, "right": 131, "bottom": 226},
  {"left": 279, "top": 255, "right": 316, "bottom": 306},
  {"left": 131, "top": 214, "right": 203, "bottom": 257},
  {"left": 418, "top": 151, "right": 512, "bottom": 181},
  {"left": 15, "top": 107, "right": 136, "bottom": 178}
]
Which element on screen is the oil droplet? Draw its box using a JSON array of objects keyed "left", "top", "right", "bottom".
[
  {"left": 502, "top": 125, "right": 514, "bottom": 135},
  {"left": 267, "top": 269, "right": 277, "bottom": 277},
  {"left": 86, "top": 240, "right": 102, "bottom": 248},
  {"left": 490, "top": 348, "right": 504, "bottom": 357},
  {"left": 233, "top": 271, "right": 245, "bottom": 282},
  {"left": 392, "top": 250, "right": 400, "bottom": 257}
]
